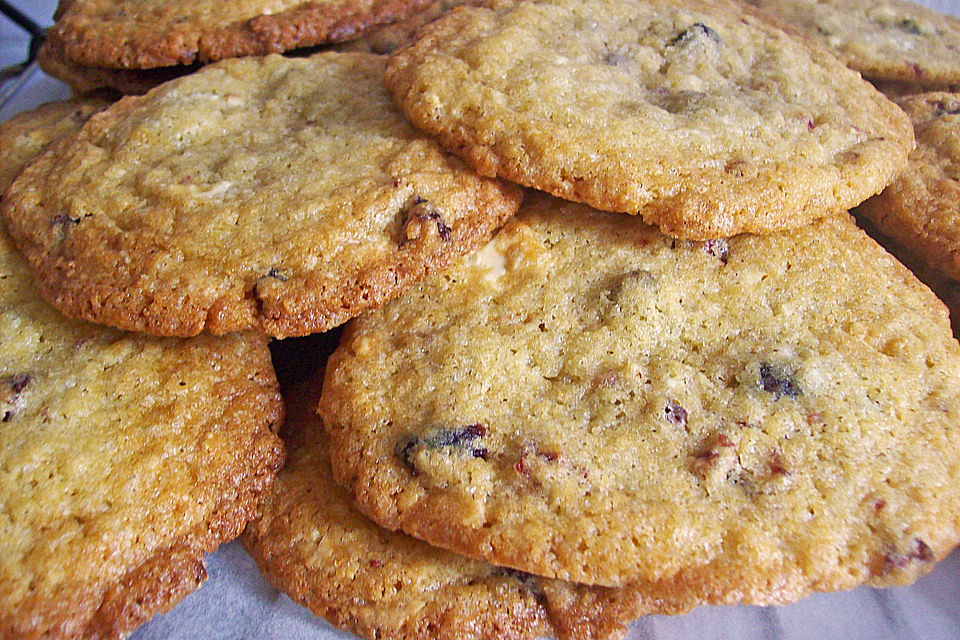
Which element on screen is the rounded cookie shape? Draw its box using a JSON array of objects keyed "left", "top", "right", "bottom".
[
  {"left": 2, "top": 52, "right": 520, "bottom": 338},
  {"left": 386, "top": 0, "right": 914, "bottom": 239},
  {"left": 37, "top": 39, "right": 188, "bottom": 96},
  {"left": 323, "top": 192, "right": 960, "bottom": 587},
  {"left": 748, "top": 0, "right": 960, "bottom": 90},
  {"left": 334, "top": 0, "right": 480, "bottom": 55},
  {"left": 855, "top": 214, "right": 960, "bottom": 340},
  {"left": 245, "top": 373, "right": 697, "bottom": 640},
  {"left": 0, "top": 94, "right": 113, "bottom": 189},
  {"left": 45, "top": 0, "right": 433, "bottom": 69},
  {"left": 0, "top": 101, "right": 284, "bottom": 640},
  {"left": 858, "top": 92, "right": 960, "bottom": 282}
]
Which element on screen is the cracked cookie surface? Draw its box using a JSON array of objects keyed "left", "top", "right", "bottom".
[
  {"left": 2, "top": 52, "right": 520, "bottom": 338},
  {"left": 749, "top": 0, "right": 960, "bottom": 90},
  {"left": 0, "top": 98, "right": 284, "bottom": 640},
  {"left": 324, "top": 192, "right": 960, "bottom": 589},
  {"left": 386, "top": 0, "right": 913, "bottom": 239},
  {"left": 45, "top": 0, "right": 433, "bottom": 69}
]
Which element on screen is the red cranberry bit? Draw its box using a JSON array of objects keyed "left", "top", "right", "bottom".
[
  {"left": 911, "top": 538, "right": 935, "bottom": 562},
  {"left": 767, "top": 451, "right": 789, "bottom": 476},
  {"left": 759, "top": 363, "right": 800, "bottom": 399},
  {"left": 702, "top": 239, "right": 729, "bottom": 264},
  {"left": 663, "top": 400, "right": 688, "bottom": 427},
  {"left": 397, "top": 424, "right": 488, "bottom": 476}
]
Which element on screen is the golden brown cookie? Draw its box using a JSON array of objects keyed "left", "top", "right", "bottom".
[
  {"left": 748, "top": 0, "right": 960, "bottom": 91},
  {"left": 45, "top": 0, "right": 433, "bottom": 69},
  {"left": 246, "top": 374, "right": 634, "bottom": 640},
  {"left": 858, "top": 92, "right": 960, "bottom": 282},
  {"left": 855, "top": 214, "right": 960, "bottom": 339},
  {"left": 0, "top": 99, "right": 284, "bottom": 640},
  {"left": 0, "top": 94, "right": 113, "bottom": 189},
  {"left": 324, "top": 193, "right": 960, "bottom": 590},
  {"left": 334, "top": 0, "right": 479, "bottom": 55},
  {"left": 2, "top": 52, "right": 520, "bottom": 338},
  {"left": 37, "top": 39, "right": 188, "bottom": 96},
  {"left": 386, "top": 0, "right": 913, "bottom": 239}
]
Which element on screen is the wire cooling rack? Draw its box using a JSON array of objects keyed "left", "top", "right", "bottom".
[{"left": 0, "top": 0, "right": 46, "bottom": 109}]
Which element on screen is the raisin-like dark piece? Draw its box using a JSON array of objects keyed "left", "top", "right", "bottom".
[
  {"left": 881, "top": 538, "right": 935, "bottom": 573},
  {"left": 397, "top": 424, "right": 488, "bottom": 476},
  {"left": 8, "top": 374, "right": 30, "bottom": 395},
  {"left": 702, "top": 239, "right": 729, "bottom": 264},
  {"left": 51, "top": 214, "right": 80, "bottom": 228},
  {"left": 492, "top": 567, "right": 548, "bottom": 606},
  {"left": 932, "top": 99, "right": 960, "bottom": 117},
  {"left": 1, "top": 374, "right": 30, "bottom": 422},
  {"left": 670, "top": 23, "right": 722, "bottom": 47},
  {"left": 663, "top": 400, "right": 688, "bottom": 426},
  {"left": 759, "top": 363, "right": 800, "bottom": 399},
  {"left": 263, "top": 267, "right": 288, "bottom": 282},
  {"left": 911, "top": 538, "right": 935, "bottom": 562},
  {"left": 767, "top": 451, "right": 789, "bottom": 476},
  {"left": 401, "top": 196, "right": 451, "bottom": 242},
  {"left": 896, "top": 18, "right": 922, "bottom": 35}
]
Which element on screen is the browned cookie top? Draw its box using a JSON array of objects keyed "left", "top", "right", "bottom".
[
  {"left": 324, "top": 193, "right": 960, "bottom": 588},
  {"left": 386, "top": 0, "right": 913, "bottom": 239},
  {"left": 0, "top": 98, "right": 284, "bottom": 640},
  {"left": 2, "top": 53, "right": 520, "bottom": 338},
  {"left": 858, "top": 92, "right": 960, "bottom": 282},
  {"left": 244, "top": 375, "right": 688, "bottom": 640},
  {"left": 46, "top": 0, "right": 433, "bottom": 68},
  {"left": 749, "top": 0, "right": 960, "bottom": 90},
  {"left": 37, "top": 39, "right": 188, "bottom": 96}
]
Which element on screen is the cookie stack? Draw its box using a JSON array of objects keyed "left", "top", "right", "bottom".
[{"left": 2, "top": 0, "right": 960, "bottom": 639}]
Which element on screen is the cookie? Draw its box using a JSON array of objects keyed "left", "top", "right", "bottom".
[
  {"left": 385, "top": 0, "right": 914, "bottom": 239},
  {"left": 0, "top": 94, "right": 113, "bottom": 189},
  {"left": 45, "top": 0, "right": 433, "bottom": 69},
  {"left": 748, "top": 0, "right": 960, "bottom": 90},
  {"left": 37, "top": 39, "right": 187, "bottom": 96},
  {"left": 334, "top": 0, "right": 478, "bottom": 55},
  {"left": 0, "top": 99, "right": 285, "bottom": 640},
  {"left": 1, "top": 52, "right": 520, "bottom": 338},
  {"left": 323, "top": 192, "right": 960, "bottom": 589},
  {"left": 248, "top": 372, "right": 671, "bottom": 640},
  {"left": 855, "top": 214, "right": 960, "bottom": 339},
  {"left": 857, "top": 92, "right": 960, "bottom": 282}
]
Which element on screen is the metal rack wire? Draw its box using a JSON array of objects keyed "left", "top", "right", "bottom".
[{"left": 0, "top": 0, "right": 46, "bottom": 109}]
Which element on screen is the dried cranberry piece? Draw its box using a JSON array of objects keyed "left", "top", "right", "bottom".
[
  {"left": 397, "top": 424, "right": 488, "bottom": 476},
  {"left": 492, "top": 567, "right": 548, "bottom": 606},
  {"left": 401, "top": 196, "right": 451, "bottom": 242},
  {"left": 897, "top": 18, "right": 922, "bottom": 35},
  {"left": 51, "top": 214, "right": 80, "bottom": 228},
  {"left": 702, "top": 239, "right": 729, "bottom": 264},
  {"left": 2, "top": 374, "right": 30, "bottom": 423},
  {"left": 932, "top": 100, "right": 960, "bottom": 117},
  {"left": 663, "top": 400, "right": 688, "bottom": 427},
  {"left": 670, "top": 23, "right": 723, "bottom": 47},
  {"left": 911, "top": 538, "right": 935, "bottom": 563},
  {"left": 263, "top": 267, "right": 288, "bottom": 282},
  {"left": 759, "top": 363, "right": 800, "bottom": 399}
]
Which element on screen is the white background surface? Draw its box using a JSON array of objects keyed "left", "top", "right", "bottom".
[{"left": 2, "top": 1, "right": 959, "bottom": 639}]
